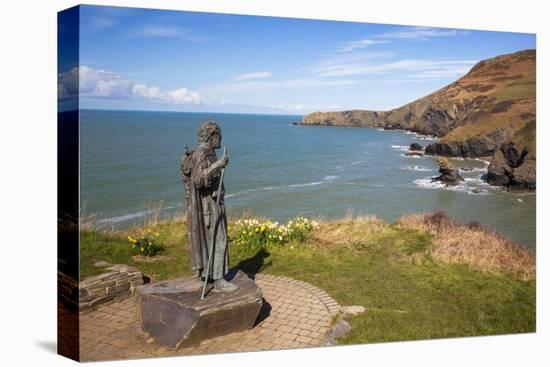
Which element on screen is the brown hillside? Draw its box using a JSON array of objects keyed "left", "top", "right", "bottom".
[{"left": 301, "top": 49, "right": 536, "bottom": 189}]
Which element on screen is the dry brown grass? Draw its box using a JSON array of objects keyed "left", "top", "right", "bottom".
[
  {"left": 310, "top": 214, "right": 388, "bottom": 249},
  {"left": 139, "top": 202, "right": 188, "bottom": 230},
  {"left": 78, "top": 203, "right": 98, "bottom": 231},
  {"left": 395, "top": 211, "right": 535, "bottom": 280},
  {"left": 80, "top": 201, "right": 189, "bottom": 235}
]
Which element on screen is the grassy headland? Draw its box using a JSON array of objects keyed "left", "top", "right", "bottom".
[
  {"left": 80, "top": 211, "right": 535, "bottom": 344},
  {"left": 301, "top": 49, "right": 536, "bottom": 190}
]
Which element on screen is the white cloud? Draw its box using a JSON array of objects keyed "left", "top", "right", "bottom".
[
  {"left": 57, "top": 67, "right": 79, "bottom": 101},
  {"left": 310, "top": 51, "right": 394, "bottom": 75},
  {"left": 82, "top": 15, "right": 118, "bottom": 31},
  {"left": 309, "top": 26, "right": 473, "bottom": 81},
  {"left": 313, "top": 58, "right": 477, "bottom": 78},
  {"left": 338, "top": 39, "right": 388, "bottom": 52},
  {"left": 58, "top": 66, "right": 202, "bottom": 105},
  {"left": 231, "top": 71, "right": 273, "bottom": 82},
  {"left": 403, "top": 65, "right": 473, "bottom": 79},
  {"left": 139, "top": 26, "right": 204, "bottom": 41},
  {"left": 374, "top": 26, "right": 469, "bottom": 40},
  {"left": 335, "top": 26, "right": 468, "bottom": 53},
  {"left": 132, "top": 84, "right": 201, "bottom": 104},
  {"left": 79, "top": 66, "right": 133, "bottom": 98}
]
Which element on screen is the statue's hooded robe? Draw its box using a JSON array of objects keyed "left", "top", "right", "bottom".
[{"left": 181, "top": 143, "right": 229, "bottom": 280}]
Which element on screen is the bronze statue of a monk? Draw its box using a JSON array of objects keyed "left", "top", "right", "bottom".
[{"left": 181, "top": 121, "right": 238, "bottom": 292}]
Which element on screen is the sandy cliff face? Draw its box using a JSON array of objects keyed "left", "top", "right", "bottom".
[{"left": 302, "top": 49, "right": 536, "bottom": 189}]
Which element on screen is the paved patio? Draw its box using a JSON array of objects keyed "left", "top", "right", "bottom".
[{"left": 79, "top": 273, "right": 342, "bottom": 361}]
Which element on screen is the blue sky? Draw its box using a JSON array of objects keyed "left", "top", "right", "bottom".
[{"left": 58, "top": 5, "right": 536, "bottom": 114}]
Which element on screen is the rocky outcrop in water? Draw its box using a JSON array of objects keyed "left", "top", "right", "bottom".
[
  {"left": 302, "top": 49, "right": 536, "bottom": 190},
  {"left": 409, "top": 143, "right": 423, "bottom": 151},
  {"left": 433, "top": 157, "right": 464, "bottom": 185}
]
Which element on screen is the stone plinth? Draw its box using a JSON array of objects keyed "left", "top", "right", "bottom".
[{"left": 135, "top": 270, "right": 262, "bottom": 350}]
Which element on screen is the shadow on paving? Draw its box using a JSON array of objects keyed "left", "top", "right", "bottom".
[{"left": 235, "top": 248, "right": 271, "bottom": 279}]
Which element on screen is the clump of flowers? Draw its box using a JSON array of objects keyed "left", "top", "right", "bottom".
[
  {"left": 127, "top": 228, "right": 163, "bottom": 256},
  {"left": 287, "top": 216, "right": 318, "bottom": 242},
  {"left": 232, "top": 216, "right": 319, "bottom": 248}
]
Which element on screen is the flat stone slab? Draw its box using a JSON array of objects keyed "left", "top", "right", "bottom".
[{"left": 135, "top": 270, "right": 262, "bottom": 350}]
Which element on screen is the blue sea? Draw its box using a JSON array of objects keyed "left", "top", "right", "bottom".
[{"left": 80, "top": 109, "right": 536, "bottom": 249}]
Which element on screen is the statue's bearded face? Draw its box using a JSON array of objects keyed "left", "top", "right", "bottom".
[{"left": 209, "top": 131, "right": 222, "bottom": 149}]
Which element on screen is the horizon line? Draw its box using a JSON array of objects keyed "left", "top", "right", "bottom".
[{"left": 59, "top": 107, "right": 306, "bottom": 117}]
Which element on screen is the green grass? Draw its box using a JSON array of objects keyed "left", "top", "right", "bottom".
[
  {"left": 491, "top": 71, "right": 536, "bottom": 102},
  {"left": 80, "top": 220, "right": 193, "bottom": 280},
  {"left": 80, "top": 217, "right": 535, "bottom": 344}
]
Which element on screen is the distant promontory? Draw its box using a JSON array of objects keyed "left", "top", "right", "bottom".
[{"left": 302, "top": 49, "right": 536, "bottom": 190}]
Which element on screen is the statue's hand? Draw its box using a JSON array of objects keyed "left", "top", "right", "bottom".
[{"left": 217, "top": 156, "right": 229, "bottom": 168}]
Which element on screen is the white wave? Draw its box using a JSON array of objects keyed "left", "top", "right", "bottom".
[
  {"left": 463, "top": 178, "right": 494, "bottom": 192},
  {"left": 288, "top": 181, "right": 323, "bottom": 188},
  {"left": 98, "top": 205, "right": 180, "bottom": 224},
  {"left": 99, "top": 210, "right": 152, "bottom": 223},
  {"left": 402, "top": 165, "right": 435, "bottom": 172},
  {"left": 446, "top": 157, "right": 490, "bottom": 165},
  {"left": 402, "top": 154, "right": 423, "bottom": 159},
  {"left": 226, "top": 177, "right": 336, "bottom": 199},
  {"left": 350, "top": 160, "right": 363, "bottom": 165},
  {"left": 415, "top": 178, "right": 451, "bottom": 190},
  {"left": 474, "top": 158, "right": 491, "bottom": 165},
  {"left": 226, "top": 186, "right": 277, "bottom": 198},
  {"left": 463, "top": 177, "right": 491, "bottom": 186},
  {"left": 459, "top": 167, "right": 487, "bottom": 173},
  {"left": 399, "top": 129, "right": 437, "bottom": 140},
  {"left": 392, "top": 145, "right": 410, "bottom": 151},
  {"left": 414, "top": 177, "right": 491, "bottom": 195},
  {"left": 414, "top": 134, "right": 437, "bottom": 141}
]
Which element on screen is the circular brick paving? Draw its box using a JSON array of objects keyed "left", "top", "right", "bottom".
[{"left": 79, "top": 274, "right": 341, "bottom": 361}]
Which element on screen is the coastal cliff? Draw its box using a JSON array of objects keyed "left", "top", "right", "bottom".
[{"left": 302, "top": 49, "right": 536, "bottom": 189}]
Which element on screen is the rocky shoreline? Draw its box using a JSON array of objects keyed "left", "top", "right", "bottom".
[{"left": 301, "top": 49, "right": 536, "bottom": 191}]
